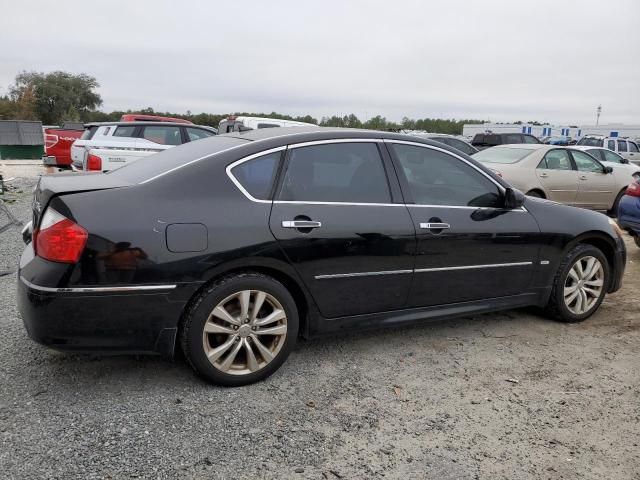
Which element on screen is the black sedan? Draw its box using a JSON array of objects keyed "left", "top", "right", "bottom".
[{"left": 18, "top": 127, "right": 626, "bottom": 386}]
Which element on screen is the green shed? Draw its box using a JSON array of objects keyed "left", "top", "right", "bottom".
[{"left": 0, "top": 120, "right": 44, "bottom": 159}]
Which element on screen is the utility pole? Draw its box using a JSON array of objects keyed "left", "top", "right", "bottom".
[{"left": 596, "top": 105, "right": 602, "bottom": 126}]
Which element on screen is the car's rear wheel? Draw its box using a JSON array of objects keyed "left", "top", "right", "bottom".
[
  {"left": 180, "top": 273, "right": 299, "bottom": 386},
  {"left": 545, "top": 244, "right": 609, "bottom": 322}
]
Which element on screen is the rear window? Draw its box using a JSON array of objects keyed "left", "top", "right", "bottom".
[
  {"left": 80, "top": 126, "right": 99, "bottom": 140},
  {"left": 473, "top": 147, "right": 535, "bottom": 164},
  {"left": 577, "top": 137, "right": 603, "bottom": 147},
  {"left": 108, "top": 136, "right": 247, "bottom": 183},
  {"left": 472, "top": 134, "right": 500, "bottom": 146}
]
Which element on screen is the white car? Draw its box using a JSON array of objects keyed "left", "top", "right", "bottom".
[
  {"left": 70, "top": 122, "right": 216, "bottom": 172},
  {"left": 217, "top": 116, "right": 317, "bottom": 133},
  {"left": 577, "top": 135, "right": 640, "bottom": 165},
  {"left": 571, "top": 146, "right": 640, "bottom": 180}
]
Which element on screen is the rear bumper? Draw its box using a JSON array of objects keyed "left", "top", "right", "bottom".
[
  {"left": 17, "top": 275, "right": 185, "bottom": 356},
  {"left": 42, "top": 155, "right": 72, "bottom": 168}
]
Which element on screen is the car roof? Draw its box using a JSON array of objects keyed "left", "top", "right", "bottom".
[{"left": 85, "top": 121, "right": 215, "bottom": 130}]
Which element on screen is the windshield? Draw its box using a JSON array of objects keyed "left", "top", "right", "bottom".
[
  {"left": 472, "top": 147, "right": 535, "bottom": 164},
  {"left": 108, "top": 135, "right": 248, "bottom": 183},
  {"left": 577, "top": 137, "right": 603, "bottom": 147}
]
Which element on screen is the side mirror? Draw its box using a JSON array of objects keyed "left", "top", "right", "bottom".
[
  {"left": 504, "top": 187, "right": 526, "bottom": 209},
  {"left": 621, "top": 158, "right": 629, "bottom": 164},
  {"left": 603, "top": 166, "right": 613, "bottom": 174}
]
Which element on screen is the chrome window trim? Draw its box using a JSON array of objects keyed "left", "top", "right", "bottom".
[
  {"left": 287, "top": 138, "right": 384, "bottom": 149},
  {"left": 273, "top": 200, "right": 404, "bottom": 207},
  {"left": 20, "top": 276, "right": 177, "bottom": 293},
  {"left": 225, "top": 146, "right": 286, "bottom": 204},
  {"left": 314, "top": 261, "right": 533, "bottom": 280}
]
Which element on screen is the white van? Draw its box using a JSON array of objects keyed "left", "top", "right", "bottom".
[{"left": 218, "top": 116, "right": 317, "bottom": 133}]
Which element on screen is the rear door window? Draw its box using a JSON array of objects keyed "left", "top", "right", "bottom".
[
  {"left": 277, "top": 143, "right": 391, "bottom": 203},
  {"left": 141, "top": 125, "right": 182, "bottom": 145},
  {"left": 539, "top": 150, "right": 572, "bottom": 170},
  {"left": 113, "top": 126, "right": 137, "bottom": 138}
]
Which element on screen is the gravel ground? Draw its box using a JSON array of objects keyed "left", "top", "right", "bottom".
[{"left": 1, "top": 174, "right": 639, "bottom": 479}]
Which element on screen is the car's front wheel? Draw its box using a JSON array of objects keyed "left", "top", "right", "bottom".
[
  {"left": 180, "top": 273, "right": 299, "bottom": 386},
  {"left": 545, "top": 244, "right": 609, "bottom": 322}
]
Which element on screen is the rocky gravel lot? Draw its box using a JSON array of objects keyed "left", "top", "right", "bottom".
[{"left": 1, "top": 170, "right": 639, "bottom": 479}]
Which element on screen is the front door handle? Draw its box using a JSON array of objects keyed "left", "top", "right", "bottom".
[
  {"left": 282, "top": 220, "right": 322, "bottom": 229},
  {"left": 539, "top": 172, "right": 549, "bottom": 178},
  {"left": 579, "top": 175, "right": 588, "bottom": 180},
  {"left": 419, "top": 222, "right": 450, "bottom": 230}
]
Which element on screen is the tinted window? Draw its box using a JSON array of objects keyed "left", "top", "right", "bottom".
[
  {"left": 539, "top": 150, "right": 572, "bottom": 170},
  {"left": 185, "top": 127, "right": 214, "bottom": 141},
  {"left": 572, "top": 151, "right": 603, "bottom": 172},
  {"left": 608, "top": 140, "right": 616, "bottom": 150},
  {"left": 523, "top": 135, "right": 540, "bottom": 144},
  {"left": 392, "top": 144, "right": 502, "bottom": 208},
  {"left": 602, "top": 149, "right": 624, "bottom": 163},
  {"left": 629, "top": 142, "right": 639, "bottom": 153},
  {"left": 278, "top": 143, "right": 390, "bottom": 203},
  {"left": 80, "top": 126, "right": 98, "bottom": 140},
  {"left": 231, "top": 151, "right": 280, "bottom": 200},
  {"left": 113, "top": 126, "right": 136, "bottom": 138},
  {"left": 618, "top": 140, "right": 628, "bottom": 152},
  {"left": 503, "top": 134, "right": 522, "bottom": 144},
  {"left": 446, "top": 138, "right": 477, "bottom": 155},
  {"left": 472, "top": 134, "right": 499, "bottom": 146},
  {"left": 577, "top": 137, "right": 604, "bottom": 147},
  {"left": 142, "top": 126, "right": 181, "bottom": 145}
]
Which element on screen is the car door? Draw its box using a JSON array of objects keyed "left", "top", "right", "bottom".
[
  {"left": 269, "top": 140, "right": 416, "bottom": 318},
  {"left": 386, "top": 140, "right": 541, "bottom": 308},
  {"left": 570, "top": 150, "right": 616, "bottom": 210},
  {"left": 535, "top": 149, "right": 579, "bottom": 204},
  {"left": 626, "top": 141, "right": 640, "bottom": 165}
]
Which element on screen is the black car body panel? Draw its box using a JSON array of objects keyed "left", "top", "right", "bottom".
[{"left": 18, "top": 127, "right": 625, "bottom": 356}]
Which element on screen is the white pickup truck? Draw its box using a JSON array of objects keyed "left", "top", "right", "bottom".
[{"left": 70, "top": 121, "right": 217, "bottom": 172}]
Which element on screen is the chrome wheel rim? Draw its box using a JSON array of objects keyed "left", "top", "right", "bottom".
[
  {"left": 202, "top": 290, "right": 287, "bottom": 375},
  {"left": 564, "top": 256, "right": 604, "bottom": 315}
]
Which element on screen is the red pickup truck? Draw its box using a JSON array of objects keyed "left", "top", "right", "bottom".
[{"left": 42, "top": 122, "right": 85, "bottom": 169}]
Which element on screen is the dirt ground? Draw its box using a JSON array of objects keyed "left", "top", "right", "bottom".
[{"left": 0, "top": 168, "right": 638, "bottom": 479}]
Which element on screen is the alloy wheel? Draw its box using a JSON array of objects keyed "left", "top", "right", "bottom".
[
  {"left": 202, "top": 290, "right": 288, "bottom": 375},
  {"left": 563, "top": 256, "right": 605, "bottom": 315}
]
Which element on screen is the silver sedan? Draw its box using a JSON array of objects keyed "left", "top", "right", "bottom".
[{"left": 473, "top": 144, "right": 635, "bottom": 213}]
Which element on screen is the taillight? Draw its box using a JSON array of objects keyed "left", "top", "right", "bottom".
[
  {"left": 34, "top": 208, "right": 88, "bottom": 263},
  {"left": 45, "top": 134, "right": 59, "bottom": 149},
  {"left": 625, "top": 182, "right": 640, "bottom": 198},
  {"left": 86, "top": 154, "right": 102, "bottom": 171}
]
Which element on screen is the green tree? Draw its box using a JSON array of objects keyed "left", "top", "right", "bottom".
[{"left": 10, "top": 71, "right": 102, "bottom": 124}]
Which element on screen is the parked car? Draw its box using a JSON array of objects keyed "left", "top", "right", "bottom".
[
  {"left": 473, "top": 144, "right": 633, "bottom": 213},
  {"left": 547, "top": 135, "right": 570, "bottom": 146},
  {"left": 617, "top": 180, "right": 640, "bottom": 247},
  {"left": 408, "top": 133, "right": 478, "bottom": 156},
  {"left": 471, "top": 132, "right": 541, "bottom": 150},
  {"left": 70, "top": 121, "right": 216, "bottom": 172},
  {"left": 119, "top": 114, "right": 193, "bottom": 124},
  {"left": 18, "top": 127, "right": 625, "bottom": 386},
  {"left": 571, "top": 146, "right": 640, "bottom": 180},
  {"left": 577, "top": 135, "right": 640, "bottom": 165},
  {"left": 218, "top": 116, "right": 317, "bottom": 133},
  {"left": 42, "top": 122, "right": 85, "bottom": 169}
]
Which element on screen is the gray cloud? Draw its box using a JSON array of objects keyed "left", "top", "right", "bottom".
[{"left": 0, "top": 0, "right": 638, "bottom": 124}]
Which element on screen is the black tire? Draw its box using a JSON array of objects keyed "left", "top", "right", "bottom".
[
  {"left": 526, "top": 190, "right": 544, "bottom": 198},
  {"left": 180, "top": 272, "right": 299, "bottom": 386},
  {"left": 545, "top": 244, "right": 610, "bottom": 323},
  {"left": 608, "top": 188, "right": 626, "bottom": 217}
]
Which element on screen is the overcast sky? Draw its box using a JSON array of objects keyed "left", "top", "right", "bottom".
[{"left": 1, "top": 0, "right": 638, "bottom": 125}]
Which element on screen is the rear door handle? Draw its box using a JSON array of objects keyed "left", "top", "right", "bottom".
[
  {"left": 579, "top": 175, "right": 588, "bottom": 180},
  {"left": 539, "top": 172, "right": 549, "bottom": 178},
  {"left": 419, "top": 222, "right": 450, "bottom": 230},
  {"left": 282, "top": 220, "right": 322, "bottom": 229}
]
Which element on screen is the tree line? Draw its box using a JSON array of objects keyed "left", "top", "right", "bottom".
[{"left": 0, "top": 70, "right": 488, "bottom": 134}]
